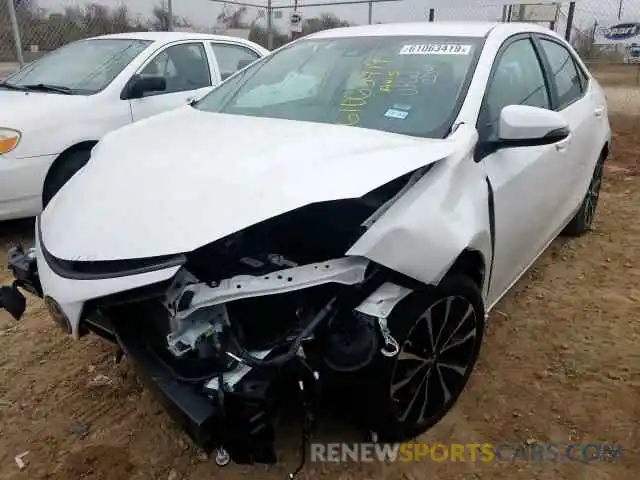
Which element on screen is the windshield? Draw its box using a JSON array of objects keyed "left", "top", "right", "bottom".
[
  {"left": 196, "top": 35, "right": 483, "bottom": 138},
  {"left": 7, "top": 38, "right": 152, "bottom": 94}
]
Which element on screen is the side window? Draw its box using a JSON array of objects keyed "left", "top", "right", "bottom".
[
  {"left": 140, "top": 42, "right": 211, "bottom": 95},
  {"left": 539, "top": 39, "right": 583, "bottom": 109},
  {"left": 211, "top": 43, "right": 261, "bottom": 80},
  {"left": 481, "top": 38, "right": 550, "bottom": 137}
]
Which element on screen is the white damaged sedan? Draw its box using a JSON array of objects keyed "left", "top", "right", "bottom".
[{"left": 1, "top": 21, "right": 610, "bottom": 472}]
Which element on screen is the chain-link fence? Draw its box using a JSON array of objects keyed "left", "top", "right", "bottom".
[{"left": 2, "top": 0, "right": 640, "bottom": 90}]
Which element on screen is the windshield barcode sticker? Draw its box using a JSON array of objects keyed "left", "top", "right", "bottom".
[{"left": 399, "top": 44, "right": 472, "bottom": 55}]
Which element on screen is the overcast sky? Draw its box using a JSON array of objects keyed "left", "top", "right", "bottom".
[{"left": 38, "top": 0, "right": 640, "bottom": 35}]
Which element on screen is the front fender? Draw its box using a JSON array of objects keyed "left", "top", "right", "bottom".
[
  {"left": 12, "top": 94, "right": 130, "bottom": 159},
  {"left": 348, "top": 127, "right": 492, "bottom": 288}
]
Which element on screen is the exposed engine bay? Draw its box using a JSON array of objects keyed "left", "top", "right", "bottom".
[{"left": 90, "top": 248, "right": 411, "bottom": 473}]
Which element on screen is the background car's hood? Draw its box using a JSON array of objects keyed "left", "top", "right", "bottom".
[
  {"left": 41, "top": 107, "right": 456, "bottom": 261},
  {"left": 0, "top": 90, "right": 89, "bottom": 128}
]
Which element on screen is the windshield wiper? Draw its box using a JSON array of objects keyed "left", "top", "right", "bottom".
[
  {"left": 22, "top": 83, "right": 75, "bottom": 95},
  {"left": 0, "top": 81, "right": 28, "bottom": 91}
]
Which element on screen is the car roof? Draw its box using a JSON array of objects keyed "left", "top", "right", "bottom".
[
  {"left": 89, "top": 31, "right": 251, "bottom": 44},
  {"left": 307, "top": 21, "right": 555, "bottom": 40}
]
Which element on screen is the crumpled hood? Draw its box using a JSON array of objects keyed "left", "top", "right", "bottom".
[
  {"left": 0, "top": 90, "right": 89, "bottom": 129},
  {"left": 41, "top": 106, "right": 456, "bottom": 261}
]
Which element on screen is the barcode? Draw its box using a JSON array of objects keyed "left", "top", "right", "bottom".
[{"left": 399, "top": 44, "right": 472, "bottom": 55}]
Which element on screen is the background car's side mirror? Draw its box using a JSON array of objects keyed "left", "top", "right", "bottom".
[
  {"left": 122, "top": 74, "right": 167, "bottom": 100},
  {"left": 496, "top": 104, "right": 570, "bottom": 148}
]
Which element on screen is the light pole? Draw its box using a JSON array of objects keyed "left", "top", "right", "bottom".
[{"left": 7, "top": 0, "right": 24, "bottom": 66}]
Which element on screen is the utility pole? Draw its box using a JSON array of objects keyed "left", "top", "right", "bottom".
[
  {"left": 167, "top": 0, "right": 174, "bottom": 31},
  {"left": 368, "top": 0, "right": 373, "bottom": 24},
  {"left": 617, "top": 0, "right": 624, "bottom": 19},
  {"left": 266, "top": 0, "right": 273, "bottom": 49},
  {"left": 7, "top": 0, "right": 24, "bottom": 66},
  {"left": 565, "top": 1, "right": 576, "bottom": 42},
  {"left": 428, "top": 8, "right": 434, "bottom": 22}
]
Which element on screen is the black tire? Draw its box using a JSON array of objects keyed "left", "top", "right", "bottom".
[
  {"left": 349, "top": 274, "right": 485, "bottom": 442},
  {"left": 42, "top": 148, "right": 92, "bottom": 208},
  {"left": 562, "top": 153, "right": 605, "bottom": 237}
]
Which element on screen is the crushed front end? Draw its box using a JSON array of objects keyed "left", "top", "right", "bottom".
[{"left": 1, "top": 193, "right": 420, "bottom": 474}]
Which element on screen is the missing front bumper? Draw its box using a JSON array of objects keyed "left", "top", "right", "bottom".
[
  {"left": 113, "top": 316, "right": 281, "bottom": 465},
  {"left": 0, "top": 245, "right": 42, "bottom": 320}
]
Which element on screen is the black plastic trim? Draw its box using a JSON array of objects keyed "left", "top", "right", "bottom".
[
  {"left": 475, "top": 125, "right": 569, "bottom": 159},
  {"left": 485, "top": 177, "right": 496, "bottom": 295},
  {"left": 82, "top": 314, "right": 117, "bottom": 343},
  {"left": 37, "top": 217, "right": 186, "bottom": 280},
  {"left": 114, "top": 320, "right": 218, "bottom": 448}
]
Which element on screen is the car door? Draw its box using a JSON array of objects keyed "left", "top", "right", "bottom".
[
  {"left": 129, "top": 41, "right": 213, "bottom": 122},
  {"left": 534, "top": 34, "right": 602, "bottom": 215},
  {"left": 477, "top": 35, "right": 573, "bottom": 306},
  {"left": 209, "top": 42, "right": 263, "bottom": 82}
]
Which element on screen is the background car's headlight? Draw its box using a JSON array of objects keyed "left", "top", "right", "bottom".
[{"left": 0, "top": 128, "right": 21, "bottom": 154}]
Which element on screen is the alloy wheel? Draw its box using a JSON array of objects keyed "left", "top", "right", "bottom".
[
  {"left": 389, "top": 295, "right": 480, "bottom": 425},
  {"left": 583, "top": 158, "right": 604, "bottom": 227}
]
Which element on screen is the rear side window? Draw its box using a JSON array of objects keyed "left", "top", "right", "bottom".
[
  {"left": 211, "top": 43, "right": 261, "bottom": 80},
  {"left": 538, "top": 39, "right": 583, "bottom": 109}
]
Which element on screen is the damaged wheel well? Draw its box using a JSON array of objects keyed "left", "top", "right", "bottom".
[{"left": 444, "top": 249, "right": 485, "bottom": 291}]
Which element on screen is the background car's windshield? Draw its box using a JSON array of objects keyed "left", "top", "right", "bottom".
[
  {"left": 196, "top": 35, "right": 482, "bottom": 138},
  {"left": 7, "top": 38, "right": 152, "bottom": 94}
]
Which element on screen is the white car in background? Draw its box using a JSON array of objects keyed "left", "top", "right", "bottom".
[
  {"left": 1, "top": 21, "right": 610, "bottom": 473},
  {"left": 0, "top": 32, "right": 268, "bottom": 220}
]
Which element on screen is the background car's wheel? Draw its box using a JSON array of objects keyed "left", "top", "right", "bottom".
[
  {"left": 42, "top": 148, "right": 92, "bottom": 208},
  {"left": 562, "top": 153, "right": 605, "bottom": 237},
  {"left": 355, "top": 274, "right": 485, "bottom": 442}
]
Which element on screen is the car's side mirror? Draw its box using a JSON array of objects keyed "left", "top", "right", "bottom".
[
  {"left": 122, "top": 74, "right": 167, "bottom": 100},
  {"left": 495, "top": 104, "right": 570, "bottom": 148}
]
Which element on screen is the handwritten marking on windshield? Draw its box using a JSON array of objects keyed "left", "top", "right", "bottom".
[
  {"left": 337, "top": 58, "right": 391, "bottom": 126},
  {"left": 395, "top": 72, "right": 420, "bottom": 96},
  {"left": 380, "top": 71, "right": 400, "bottom": 93},
  {"left": 363, "top": 58, "right": 392, "bottom": 69}
]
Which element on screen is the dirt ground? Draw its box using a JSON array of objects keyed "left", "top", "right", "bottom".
[{"left": 1, "top": 75, "right": 639, "bottom": 480}]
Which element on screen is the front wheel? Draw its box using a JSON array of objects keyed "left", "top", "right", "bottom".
[
  {"left": 42, "top": 148, "right": 92, "bottom": 208},
  {"left": 353, "top": 274, "right": 485, "bottom": 442}
]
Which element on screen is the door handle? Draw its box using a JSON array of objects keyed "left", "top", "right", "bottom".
[{"left": 594, "top": 106, "right": 605, "bottom": 117}]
